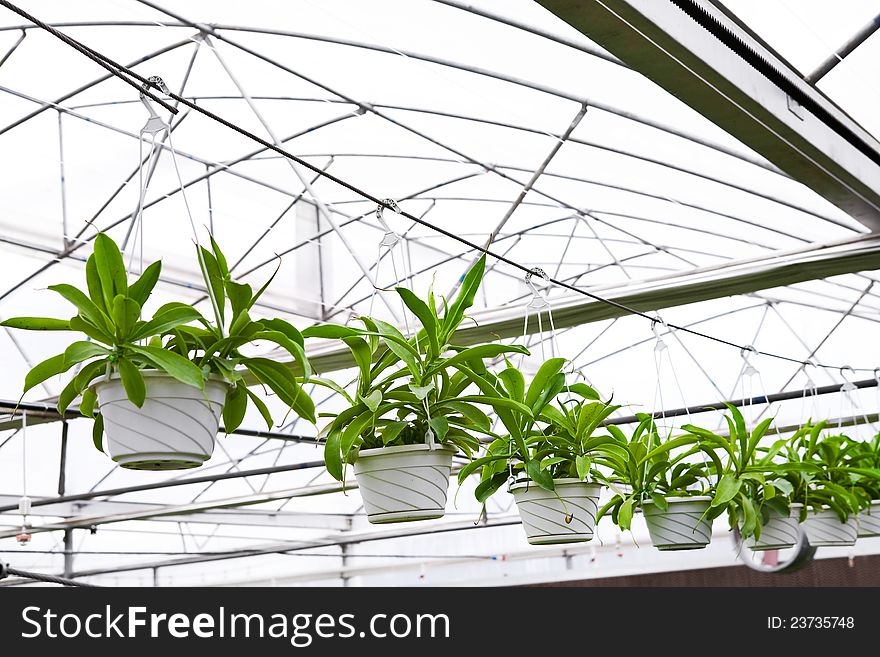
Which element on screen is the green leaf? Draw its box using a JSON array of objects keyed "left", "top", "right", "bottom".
[
  {"left": 425, "top": 343, "right": 528, "bottom": 378},
  {"left": 80, "top": 388, "right": 97, "bottom": 418},
  {"left": 618, "top": 498, "right": 634, "bottom": 530},
  {"left": 92, "top": 413, "right": 104, "bottom": 453},
  {"left": 361, "top": 389, "right": 382, "bottom": 413},
  {"left": 127, "top": 260, "right": 162, "bottom": 307},
  {"left": 567, "top": 382, "right": 600, "bottom": 400},
  {"left": 302, "top": 324, "right": 365, "bottom": 339},
  {"left": 225, "top": 281, "right": 252, "bottom": 323},
  {"left": 324, "top": 428, "right": 344, "bottom": 481},
  {"left": 253, "top": 330, "right": 311, "bottom": 381},
  {"left": 740, "top": 494, "right": 757, "bottom": 538},
  {"left": 429, "top": 416, "right": 449, "bottom": 442},
  {"left": 711, "top": 474, "right": 742, "bottom": 508},
  {"left": 575, "top": 454, "right": 591, "bottom": 481},
  {"left": 525, "top": 459, "right": 555, "bottom": 491},
  {"left": 49, "top": 284, "right": 113, "bottom": 335},
  {"left": 112, "top": 295, "right": 141, "bottom": 340},
  {"left": 442, "top": 401, "right": 490, "bottom": 430},
  {"left": 442, "top": 255, "right": 485, "bottom": 341},
  {"left": 85, "top": 253, "right": 106, "bottom": 313},
  {"left": 396, "top": 287, "right": 440, "bottom": 356},
  {"left": 475, "top": 472, "right": 508, "bottom": 503},
  {"left": 525, "top": 357, "right": 566, "bottom": 410},
  {"left": 117, "top": 358, "right": 146, "bottom": 407},
  {"left": 498, "top": 366, "right": 526, "bottom": 404},
  {"left": 62, "top": 341, "right": 110, "bottom": 368},
  {"left": 259, "top": 318, "right": 304, "bottom": 348},
  {"left": 409, "top": 381, "right": 435, "bottom": 400},
  {"left": 94, "top": 233, "right": 128, "bottom": 308},
  {"left": 381, "top": 421, "right": 409, "bottom": 446},
  {"left": 130, "top": 305, "right": 202, "bottom": 342},
  {"left": 343, "top": 337, "right": 374, "bottom": 395},
  {"left": 129, "top": 345, "right": 205, "bottom": 389},
  {"left": 197, "top": 245, "right": 225, "bottom": 325},
  {"left": 650, "top": 493, "right": 668, "bottom": 511},
  {"left": 74, "top": 359, "right": 111, "bottom": 394},
  {"left": 68, "top": 316, "right": 114, "bottom": 345},
  {"left": 223, "top": 384, "right": 248, "bottom": 433},
  {"left": 23, "top": 353, "right": 70, "bottom": 394},
  {"left": 309, "top": 377, "right": 353, "bottom": 405},
  {"left": 372, "top": 319, "right": 420, "bottom": 375},
  {"left": 242, "top": 357, "right": 315, "bottom": 424},
  {"left": 209, "top": 234, "right": 230, "bottom": 279},
  {"left": 244, "top": 387, "right": 273, "bottom": 429},
  {"left": 0, "top": 317, "right": 71, "bottom": 331},
  {"left": 57, "top": 377, "right": 79, "bottom": 417}
]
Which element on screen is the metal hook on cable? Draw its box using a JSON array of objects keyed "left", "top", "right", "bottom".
[
  {"left": 651, "top": 314, "right": 668, "bottom": 354},
  {"left": 740, "top": 345, "right": 758, "bottom": 377},
  {"left": 525, "top": 267, "right": 550, "bottom": 310},
  {"left": 139, "top": 75, "right": 171, "bottom": 136},
  {"left": 840, "top": 365, "right": 857, "bottom": 392},
  {"left": 376, "top": 199, "right": 402, "bottom": 248}
]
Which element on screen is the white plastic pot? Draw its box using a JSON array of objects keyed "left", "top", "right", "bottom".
[
  {"left": 353, "top": 444, "right": 456, "bottom": 524},
  {"left": 510, "top": 478, "right": 602, "bottom": 545},
  {"left": 746, "top": 503, "right": 802, "bottom": 551},
  {"left": 641, "top": 496, "right": 713, "bottom": 551},
  {"left": 93, "top": 372, "right": 227, "bottom": 471},
  {"left": 857, "top": 501, "right": 880, "bottom": 538},
  {"left": 802, "top": 507, "right": 858, "bottom": 547}
]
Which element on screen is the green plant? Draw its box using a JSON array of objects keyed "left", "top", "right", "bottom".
[
  {"left": 771, "top": 422, "right": 879, "bottom": 522},
  {"left": 1, "top": 233, "right": 315, "bottom": 450},
  {"left": 595, "top": 417, "right": 709, "bottom": 531},
  {"left": 306, "top": 256, "right": 530, "bottom": 482},
  {"left": 457, "top": 359, "right": 621, "bottom": 503},
  {"left": 846, "top": 433, "right": 880, "bottom": 509},
  {"left": 682, "top": 404, "right": 788, "bottom": 541}
]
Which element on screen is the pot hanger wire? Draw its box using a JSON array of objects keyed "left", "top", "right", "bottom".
[{"left": 124, "top": 74, "right": 226, "bottom": 340}]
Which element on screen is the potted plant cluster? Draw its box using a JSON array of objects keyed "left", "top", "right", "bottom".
[
  {"left": 306, "top": 255, "right": 529, "bottom": 524},
  {"left": 457, "top": 357, "right": 621, "bottom": 544},
  {"left": 681, "top": 405, "right": 799, "bottom": 551},
  {"left": 848, "top": 433, "right": 880, "bottom": 537},
  {"left": 2, "top": 233, "right": 315, "bottom": 470},
  {"left": 769, "top": 422, "right": 870, "bottom": 547},
  {"left": 6, "top": 232, "right": 880, "bottom": 554}
]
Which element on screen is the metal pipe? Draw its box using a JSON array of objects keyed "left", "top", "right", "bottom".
[
  {"left": 607, "top": 377, "right": 880, "bottom": 426},
  {"left": 806, "top": 13, "right": 880, "bottom": 83},
  {"left": 0, "top": 459, "right": 324, "bottom": 514},
  {"left": 57, "top": 421, "right": 68, "bottom": 495}
]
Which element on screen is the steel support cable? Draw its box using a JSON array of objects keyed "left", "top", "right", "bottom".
[
  {"left": 1, "top": 0, "right": 877, "bottom": 373},
  {"left": 0, "top": 562, "right": 98, "bottom": 586}
]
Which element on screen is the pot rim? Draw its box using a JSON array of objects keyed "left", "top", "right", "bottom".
[
  {"left": 92, "top": 370, "right": 228, "bottom": 391},
  {"left": 640, "top": 495, "right": 712, "bottom": 506},
  {"left": 357, "top": 443, "right": 457, "bottom": 458},
  {"left": 509, "top": 477, "right": 602, "bottom": 492}
]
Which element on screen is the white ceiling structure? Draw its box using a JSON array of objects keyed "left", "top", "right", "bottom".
[{"left": 1, "top": 0, "right": 880, "bottom": 586}]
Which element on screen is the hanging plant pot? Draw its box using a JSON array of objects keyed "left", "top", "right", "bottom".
[
  {"left": 93, "top": 372, "right": 228, "bottom": 471},
  {"left": 802, "top": 507, "right": 858, "bottom": 547},
  {"left": 746, "top": 504, "right": 802, "bottom": 551},
  {"left": 857, "top": 501, "right": 880, "bottom": 538},
  {"left": 510, "top": 478, "right": 602, "bottom": 545},
  {"left": 641, "top": 496, "right": 713, "bottom": 551},
  {"left": 353, "top": 444, "right": 456, "bottom": 524}
]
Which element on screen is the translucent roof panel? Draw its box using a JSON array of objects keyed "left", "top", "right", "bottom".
[{"left": 719, "top": 0, "right": 880, "bottom": 139}]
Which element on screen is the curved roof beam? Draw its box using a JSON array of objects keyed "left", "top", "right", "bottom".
[
  {"left": 0, "top": 19, "right": 782, "bottom": 174},
  {"left": 64, "top": 94, "right": 853, "bottom": 233}
]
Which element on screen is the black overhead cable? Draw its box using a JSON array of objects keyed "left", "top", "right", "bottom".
[
  {"left": 0, "top": 562, "right": 98, "bottom": 587},
  {"left": 0, "top": 0, "right": 876, "bottom": 374}
]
